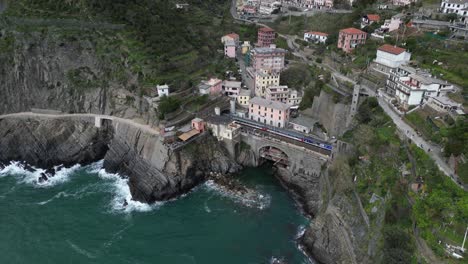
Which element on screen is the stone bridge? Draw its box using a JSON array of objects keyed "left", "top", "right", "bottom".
[{"left": 239, "top": 133, "right": 328, "bottom": 175}]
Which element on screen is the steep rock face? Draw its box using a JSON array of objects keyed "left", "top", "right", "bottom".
[
  {"left": 0, "top": 117, "right": 240, "bottom": 203},
  {"left": 104, "top": 123, "right": 241, "bottom": 203},
  {"left": 0, "top": 25, "right": 140, "bottom": 117},
  {"left": 0, "top": 117, "right": 112, "bottom": 168},
  {"left": 304, "top": 91, "right": 350, "bottom": 137},
  {"left": 301, "top": 159, "right": 370, "bottom": 264}
]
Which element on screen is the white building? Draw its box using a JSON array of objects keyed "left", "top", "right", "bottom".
[
  {"left": 206, "top": 118, "right": 242, "bottom": 141},
  {"left": 373, "top": 44, "right": 411, "bottom": 75},
  {"left": 222, "top": 81, "right": 242, "bottom": 97},
  {"left": 265, "top": 85, "right": 289, "bottom": 103},
  {"left": 441, "top": 0, "right": 468, "bottom": 15},
  {"left": 381, "top": 14, "right": 403, "bottom": 32},
  {"left": 288, "top": 89, "right": 302, "bottom": 106},
  {"left": 386, "top": 66, "right": 454, "bottom": 110},
  {"left": 157, "top": 84, "right": 170, "bottom": 97},
  {"left": 426, "top": 96, "right": 462, "bottom": 113},
  {"left": 289, "top": 115, "right": 316, "bottom": 134},
  {"left": 303, "top": 31, "right": 329, "bottom": 43}
]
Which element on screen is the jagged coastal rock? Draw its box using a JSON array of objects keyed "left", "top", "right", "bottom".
[{"left": 0, "top": 116, "right": 239, "bottom": 203}]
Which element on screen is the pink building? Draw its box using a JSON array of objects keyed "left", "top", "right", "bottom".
[
  {"left": 251, "top": 45, "right": 287, "bottom": 72},
  {"left": 192, "top": 118, "right": 206, "bottom": 132},
  {"left": 265, "top": 85, "right": 289, "bottom": 103},
  {"left": 337, "top": 28, "right": 367, "bottom": 53},
  {"left": 199, "top": 78, "right": 222, "bottom": 95},
  {"left": 224, "top": 40, "right": 237, "bottom": 58},
  {"left": 249, "top": 97, "right": 290, "bottom": 128},
  {"left": 257, "top": 27, "right": 276, "bottom": 47}
]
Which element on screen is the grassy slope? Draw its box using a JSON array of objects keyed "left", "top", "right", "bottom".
[
  {"left": 3, "top": 0, "right": 256, "bottom": 90},
  {"left": 343, "top": 98, "right": 468, "bottom": 263}
]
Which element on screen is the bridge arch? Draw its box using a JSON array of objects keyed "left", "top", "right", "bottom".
[{"left": 258, "top": 145, "right": 289, "bottom": 168}]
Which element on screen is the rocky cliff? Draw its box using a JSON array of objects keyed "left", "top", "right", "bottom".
[
  {"left": 0, "top": 18, "right": 143, "bottom": 118},
  {"left": 305, "top": 91, "right": 350, "bottom": 137},
  {"left": 301, "top": 158, "right": 371, "bottom": 264},
  {"left": 0, "top": 116, "right": 240, "bottom": 202}
]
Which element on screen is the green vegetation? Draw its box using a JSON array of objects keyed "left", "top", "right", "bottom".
[
  {"left": 4, "top": 0, "right": 256, "bottom": 90},
  {"left": 403, "top": 34, "right": 468, "bottom": 101},
  {"left": 158, "top": 96, "right": 181, "bottom": 119},
  {"left": 186, "top": 94, "right": 209, "bottom": 112},
  {"left": 443, "top": 117, "right": 468, "bottom": 157},
  {"left": 404, "top": 109, "right": 444, "bottom": 144},
  {"left": 269, "top": 12, "right": 359, "bottom": 36},
  {"left": 344, "top": 98, "right": 468, "bottom": 262}
]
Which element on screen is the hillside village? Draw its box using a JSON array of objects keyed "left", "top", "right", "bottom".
[{"left": 0, "top": 0, "right": 467, "bottom": 263}]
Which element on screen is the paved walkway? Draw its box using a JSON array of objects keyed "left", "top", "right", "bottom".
[
  {"left": 375, "top": 94, "right": 465, "bottom": 190},
  {"left": 0, "top": 112, "right": 161, "bottom": 136}
]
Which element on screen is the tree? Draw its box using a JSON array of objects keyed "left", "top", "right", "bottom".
[{"left": 158, "top": 95, "right": 180, "bottom": 119}]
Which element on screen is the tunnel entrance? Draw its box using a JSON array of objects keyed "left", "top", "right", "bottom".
[{"left": 259, "top": 146, "right": 289, "bottom": 168}]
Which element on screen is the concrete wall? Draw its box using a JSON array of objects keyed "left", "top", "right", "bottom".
[{"left": 305, "top": 91, "right": 350, "bottom": 137}]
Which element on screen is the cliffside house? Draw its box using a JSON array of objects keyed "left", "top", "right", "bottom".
[
  {"left": 440, "top": 0, "right": 468, "bottom": 17},
  {"left": 198, "top": 78, "right": 223, "bottom": 96},
  {"left": 221, "top": 33, "right": 240, "bottom": 45},
  {"left": 361, "top": 14, "right": 380, "bottom": 28},
  {"left": 381, "top": 14, "right": 403, "bottom": 32},
  {"left": 157, "top": 84, "right": 170, "bottom": 97},
  {"left": 249, "top": 97, "right": 290, "bottom": 128},
  {"left": 206, "top": 115, "right": 242, "bottom": 141},
  {"left": 257, "top": 27, "right": 276, "bottom": 47},
  {"left": 251, "top": 45, "right": 287, "bottom": 72},
  {"left": 288, "top": 89, "right": 303, "bottom": 106},
  {"left": 289, "top": 115, "right": 317, "bottom": 134},
  {"left": 237, "top": 89, "right": 251, "bottom": 107},
  {"left": 426, "top": 96, "right": 462, "bottom": 113},
  {"left": 222, "top": 81, "right": 242, "bottom": 97},
  {"left": 373, "top": 44, "right": 411, "bottom": 75},
  {"left": 254, "top": 69, "right": 281, "bottom": 97},
  {"left": 265, "top": 85, "right": 290, "bottom": 103},
  {"left": 386, "top": 66, "right": 454, "bottom": 110},
  {"left": 192, "top": 118, "right": 206, "bottom": 132},
  {"left": 304, "top": 31, "right": 329, "bottom": 43},
  {"left": 224, "top": 40, "right": 237, "bottom": 58},
  {"left": 337, "top": 28, "right": 367, "bottom": 53}
]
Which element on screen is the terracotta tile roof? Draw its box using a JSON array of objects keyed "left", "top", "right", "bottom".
[
  {"left": 225, "top": 33, "right": 239, "bottom": 39},
  {"left": 306, "top": 31, "right": 329, "bottom": 37},
  {"left": 340, "top": 28, "right": 366, "bottom": 35},
  {"left": 378, "top": 44, "right": 406, "bottom": 55},
  {"left": 367, "top": 14, "right": 380, "bottom": 21},
  {"left": 259, "top": 27, "right": 275, "bottom": 33}
]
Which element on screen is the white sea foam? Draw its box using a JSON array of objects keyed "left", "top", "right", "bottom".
[
  {"left": 95, "top": 168, "right": 163, "bottom": 213},
  {"left": 204, "top": 180, "right": 271, "bottom": 210},
  {"left": 66, "top": 240, "right": 96, "bottom": 259},
  {"left": 0, "top": 161, "right": 80, "bottom": 187}
]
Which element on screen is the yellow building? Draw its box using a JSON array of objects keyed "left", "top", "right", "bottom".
[
  {"left": 241, "top": 41, "right": 251, "bottom": 55},
  {"left": 254, "top": 69, "right": 280, "bottom": 97},
  {"left": 237, "top": 89, "right": 251, "bottom": 107}
]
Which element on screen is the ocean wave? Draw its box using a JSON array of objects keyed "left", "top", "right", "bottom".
[
  {"left": 95, "top": 168, "right": 163, "bottom": 213},
  {"left": 204, "top": 180, "right": 271, "bottom": 210},
  {"left": 0, "top": 161, "right": 80, "bottom": 187}
]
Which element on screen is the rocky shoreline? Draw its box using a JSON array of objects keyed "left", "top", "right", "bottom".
[{"left": 0, "top": 116, "right": 368, "bottom": 264}]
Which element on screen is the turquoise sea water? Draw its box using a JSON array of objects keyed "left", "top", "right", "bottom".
[{"left": 0, "top": 161, "right": 312, "bottom": 264}]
